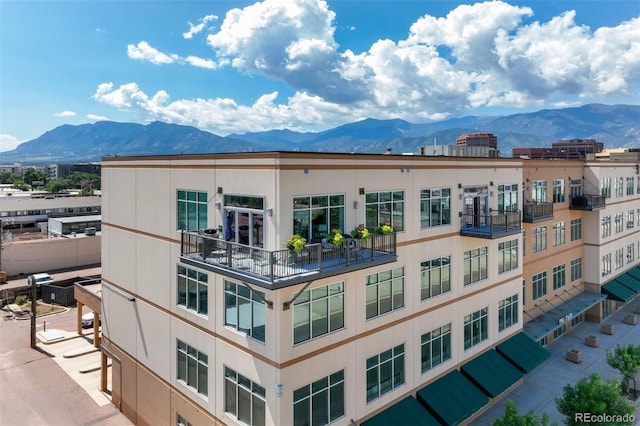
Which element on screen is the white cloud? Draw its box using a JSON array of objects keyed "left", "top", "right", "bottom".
[
  {"left": 99, "top": 1, "right": 639, "bottom": 135},
  {"left": 87, "top": 114, "right": 109, "bottom": 122},
  {"left": 185, "top": 56, "right": 217, "bottom": 69},
  {"left": 0, "top": 134, "right": 23, "bottom": 152},
  {"left": 183, "top": 14, "right": 218, "bottom": 39},
  {"left": 54, "top": 110, "right": 77, "bottom": 117},
  {"left": 127, "top": 41, "right": 178, "bottom": 64}
]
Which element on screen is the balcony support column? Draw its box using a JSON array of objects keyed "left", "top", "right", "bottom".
[{"left": 283, "top": 280, "right": 315, "bottom": 310}]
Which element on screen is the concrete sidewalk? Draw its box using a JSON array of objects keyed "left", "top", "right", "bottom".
[{"left": 474, "top": 300, "right": 640, "bottom": 425}]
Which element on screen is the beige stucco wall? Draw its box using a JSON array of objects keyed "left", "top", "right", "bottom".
[{"left": 1, "top": 236, "right": 100, "bottom": 276}]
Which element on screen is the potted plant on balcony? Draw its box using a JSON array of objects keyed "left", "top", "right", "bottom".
[
  {"left": 327, "top": 229, "right": 344, "bottom": 246},
  {"left": 286, "top": 234, "right": 307, "bottom": 253},
  {"left": 376, "top": 223, "right": 393, "bottom": 235},
  {"left": 350, "top": 224, "right": 370, "bottom": 242}
]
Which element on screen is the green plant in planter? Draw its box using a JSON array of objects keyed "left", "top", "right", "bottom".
[
  {"left": 328, "top": 229, "right": 344, "bottom": 246},
  {"left": 286, "top": 234, "right": 307, "bottom": 252},
  {"left": 377, "top": 223, "right": 393, "bottom": 235},
  {"left": 350, "top": 224, "right": 369, "bottom": 241}
]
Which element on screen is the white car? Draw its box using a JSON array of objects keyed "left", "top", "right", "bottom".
[
  {"left": 82, "top": 311, "right": 99, "bottom": 328},
  {"left": 33, "top": 273, "right": 53, "bottom": 286}
]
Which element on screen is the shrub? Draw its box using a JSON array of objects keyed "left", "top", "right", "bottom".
[{"left": 14, "top": 295, "right": 29, "bottom": 305}]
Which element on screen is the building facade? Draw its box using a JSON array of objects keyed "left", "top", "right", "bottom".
[
  {"left": 455, "top": 133, "right": 498, "bottom": 149},
  {"left": 100, "top": 152, "right": 639, "bottom": 426}
]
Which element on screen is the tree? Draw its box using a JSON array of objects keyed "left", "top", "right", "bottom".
[
  {"left": 45, "top": 179, "right": 70, "bottom": 193},
  {"left": 23, "top": 168, "right": 46, "bottom": 188},
  {"left": 556, "top": 373, "right": 635, "bottom": 426},
  {"left": 607, "top": 344, "right": 640, "bottom": 397},
  {"left": 493, "top": 400, "right": 555, "bottom": 426}
]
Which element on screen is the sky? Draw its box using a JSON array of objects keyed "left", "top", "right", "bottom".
[{"left": 1, "top": 0, "right": 639, "bottom": 152}]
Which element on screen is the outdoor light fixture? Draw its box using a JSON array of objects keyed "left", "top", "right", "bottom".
[
  {"left": 217, "top": 187, "right": 223, "bottom": 194},
  {"left": 359, "top": 187, "right": 365, "bottom": 195},
  {"left": 266, "top": 208, "right": 273, "bottom": 216},
  {"left": 304, "top": 169, "right": 309, "bottom": 174},
  {"left": 215, "top": 202, "right": 222, "bottom": 210},
  {"left": 353, "top": 201, "right": 358, "bottom": 209}
]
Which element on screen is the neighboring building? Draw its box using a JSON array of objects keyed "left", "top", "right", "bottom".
[
  {"left": 48, "top": 214, "right": 101, "bottom": 237},
  {"left": 513, "top": 138, "right": 604, "bottom": 160},
  {"left": 0, "top": 194, "right": 101, "bottom": 232},
  {"left": 55, "top": 163, "right": 102, "bottom": 180},
  {"left": 456, "top": 133, "right": 498, "bottom": 149},
  {"left": 100, "top": 151, "right": 639, "bottom": 426}
]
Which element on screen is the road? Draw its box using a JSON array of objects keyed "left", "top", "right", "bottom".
[{"left": 0, "top": 302, "right": 131, "bottom": 426}]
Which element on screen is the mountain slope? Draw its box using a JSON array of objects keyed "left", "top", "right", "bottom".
[{"left": 3, "top": 103, "right": 638, "bottom": 163}]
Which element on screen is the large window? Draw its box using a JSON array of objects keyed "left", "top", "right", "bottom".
[
  {"left": 498, "top": 295, "right": 518, "bottom": 331},
  {"left": 365, "top": 191, "right": 404, "bottom": 232},
  {"left": 570, "top": 179, "right": 583, "bottom": 198},
  {"left": 552, "top": 179, "right": 565, "bottom": 203},
  {"left": 532, "top": 226, "right": 547, "bottom": 254},
  {"left": 293, "top": 194, "right": 344, "bottom": 241},
  {"left": 615, "top": 248, "right": 624, "bottom": 270},
  {"left": 498, "top": 184, "right": 518, "bottom": 212},
  {"left": 177, "top": 340, "right": 208, "bottom": 396},
  {"left": 627, "top": 210, "right": 635, "bottom": 229},
  {"left": 532, "top": 180, "right": 547, "bottom": 203},
  {"left": 224, "top": 281, "right": 266, "bottom": 343},
  {"left": 553, "top": 222, "right": 565, "bottom": 247},
  {"left": 571, "top": 258, "right": 582, "bottom": 282},
  {"left": 627, "top": 177, "right": 634, "bottom": 195},
  {"left": 464, "top": 308, "right": 488, "bottom": 350},
  {"left": 553, "top": 264, "right": 566, "bottom": 290},
  {"left": 498, "top": 240, "right": 518, "bottom": 273},
  {"left": 570, "top": 218, "right": 582, "bottom": 241},
  {"left": 463, "top": 247, "right": 488, "bottom": 285},
  {"left": 420, "top": 256, "right": 451, "bottom": 299},
  {"left": 602, "top": 216, "right": 611, "bottom": 238},
  {"left": 293, "top": 371, "right": 345, "bottom": 426},
  {"left": 177, "top": 265, "right": 208, "bottom": 315},
  {"left": 420, "top": 188, "right": 451, "bottom": 228},
  {"left": 628, "top": 244, "right": 636, "bottom": 264},
  {"left": 615, "top": 177, "right": 624, "bottom": 197},
  {"left": 421, "top": 324, "right": 451, "bottom": 372},
  {"left": 601, "top": 177, "right": 611, "bottom": 198},
  {"left": 615, "top": 213, "right": 624, "bottom": 233},
  {"left": 365, "top": 268, "right": 404, "bottom": 319},
  {"left": 293, "top": 282, "right": 344, "bottom": 344},
  {"left": 366, "top": 345, "right": 405, "bottom": 402},
  {"left": 532, "top": 272, "right": 547, "bottom": 300},
  {"left": 602, "top": 253, "right": 612, "bottom": 277},
  {"left": 224, "top": 367, "right": 265, "bottom": 426},
  {"left": 177, "top": 190, "right": 208, "bottom": 231},
  {"left": 177, "top": 414, "right": 193, "bottom": 426}
]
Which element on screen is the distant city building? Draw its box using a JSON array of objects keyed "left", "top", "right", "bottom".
[
  {"left": 456, "top": 133, "right": 498, "bottom": 149},
  {"left": 55, "top": 163, "right": 101, "bottom": 179},
  {"left": 513, "top": 138, "right": 604, "bottom": 160}
]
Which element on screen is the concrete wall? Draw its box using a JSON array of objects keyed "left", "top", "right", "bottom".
[{"left": 1, "top": 236, "right": 101, "bottom": 276}]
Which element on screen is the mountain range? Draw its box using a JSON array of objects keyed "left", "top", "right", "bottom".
[{"left": 3, "top": 103, "right": 638, "bottom": 164}]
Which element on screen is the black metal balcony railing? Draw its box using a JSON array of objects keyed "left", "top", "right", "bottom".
[
  {"left": 570, "top": 194, "right": 606, "bottom": 210},
  {"left": 523, "top": 202, "right": 554, "bottom": 222},
  {"left": 180, "top": 231, "right": 397, "bottom": 288},
  {"left": 460, "top": 211, "right": 521, "bottom": 239}
]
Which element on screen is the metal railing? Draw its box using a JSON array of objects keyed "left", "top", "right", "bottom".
[
  {"left": 181, "top": 231, "right": 396, "bottom": 285},
  {"left": 569, "top": 194, "right": 606, "bottom": 210},
  {"left": 523, "top": 202, "right": 553, "bottom": 222},
  {"left": 460, "top": 211, "right": 521, "bottom": 239}
]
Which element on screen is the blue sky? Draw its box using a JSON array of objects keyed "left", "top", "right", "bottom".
[{"left": 1, "top": 0, "right": 639, "bottom": 152}]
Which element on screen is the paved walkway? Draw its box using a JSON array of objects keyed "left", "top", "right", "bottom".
[{"left": 474, "top": 300, "right": 640, "bottom": 425}]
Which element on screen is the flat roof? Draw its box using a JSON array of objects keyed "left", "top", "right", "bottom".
[{"left": 49, "top": 215, "right": 102, "bottom": 224}]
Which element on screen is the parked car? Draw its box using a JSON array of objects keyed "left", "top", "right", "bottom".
[
  {"left": 33, "top": 273, "right": 53, "bottom": 286},
  {"left": 82, "top": 311, "right": 100, "bottom": 328}
]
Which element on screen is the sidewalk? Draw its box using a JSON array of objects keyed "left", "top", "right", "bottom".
[{"left": 473, "top": 300, "right": 640, "bottom": 425}]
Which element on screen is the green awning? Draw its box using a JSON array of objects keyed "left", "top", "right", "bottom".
[
  {"left": 625, "top": 266, "right": 640, "bottom": 282},
  {"left": 602, "top": 279, "right": 636, "bottom": 302},
  {"left": 496, "top": 332, "right": 550, "bottom": 373},
  {"left": 460, "top": 349, "right": 523, "bottom": 397},
  {"left": 616, "top": 274, "right": 640, "bottom": 293},
  {"left": 361, "top": 396, "right": 440, "bottom": 426},
  {"left": 416, "top": 370, "right": 488, "bottom": 426}
]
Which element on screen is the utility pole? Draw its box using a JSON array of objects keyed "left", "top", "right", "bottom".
[{"left": 30, "top": 275, "right": 37, "bottom": 348}]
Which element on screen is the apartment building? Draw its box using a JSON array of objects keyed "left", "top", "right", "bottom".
[{"left": 100, "top": 151, "right": 639, "bottom": 426}]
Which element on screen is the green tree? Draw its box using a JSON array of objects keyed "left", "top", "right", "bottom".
[
  {"left": 493, "top": 400, "right": 555, "bottom": 426},
  {"left": 23, "top": 168, "right": 46, "bottom": 188},
  {"left": 45, "top": 179, "right": 71, "bottom": 193},
  {"left": 12, "top": 179, "right": 29, "bottom": 191},
  {"left": 556, "top": 373, "right": 635, "bottom": 426},
  {"left": 607, "top": 344, "right": 640, "bottom": 397}
]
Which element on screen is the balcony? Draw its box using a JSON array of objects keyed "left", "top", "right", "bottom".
[
  {"left": 460, "top": 211, "right": 521, "bottom": 239},
  {"left": 180, "top": 231, "right": 397, "bottom": 289},
  {"left": 523, "top": 202, "right": 553, "bottom": 222},
  {"left": 569, "top": 194, "right": 606, "bottom": 211}
]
